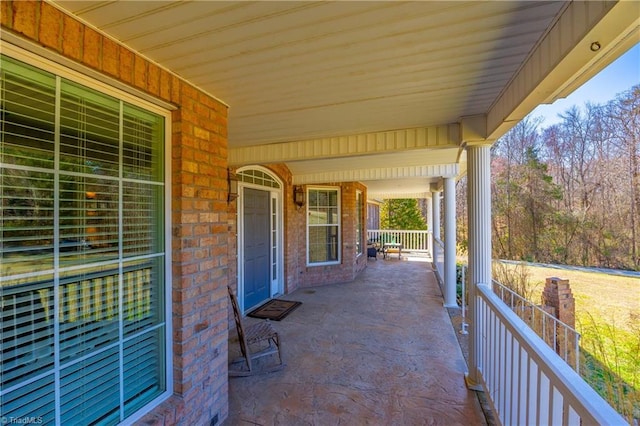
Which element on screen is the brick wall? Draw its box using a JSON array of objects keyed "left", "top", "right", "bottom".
[
  {"left": 227, "top": 165, "right": 368, "bottom": 293},
  {"left": 295, "top": 181, "right": 368, "bottom": 287},
  {"left": 2, "top": 2, "right": 230, "bottom": 424}
]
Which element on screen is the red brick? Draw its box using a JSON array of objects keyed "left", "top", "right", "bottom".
[
  {"left": 194, "top": 200, "right": 211, "bottom": 211},
  {"left": 194, "top": 175, "right": 210, "bottom": 188},
  {"left": 171, "top": 74, "right": 181, "bottom": 103},
  {"left": 181, "top": 83, "right": 198, "bottom": 101},
  {"left": 62, "top": 14, "right": 83, "bottom": 61},
  {"left": 39, "top": 2, "right": 62, "bottom": 50},
  {"left": 147, "top": 62, "right": 160, "bottom": 96},
  {"left": 159, "top": 69, "right": 172, "bottom": 101},
  {"left": 119, "top": 46, "right": 133, "bottom": 84},
  {"left": 12, "top": 1, "right": 37, "bottom": 39},
  {"left": 1, "top": 0, "right": 13, "bottom": 29},
  {"left": 82, "top": 27, "right": 101, "bottom": 70},
  {"left": 134, "top": 55, "right": 147, "bottom": 90},
  {"left": 102, "top": 37, "right": 119, "bottom": 77},
  {"left": 193, "top": 126, "right": 210, "bottom": 141}
]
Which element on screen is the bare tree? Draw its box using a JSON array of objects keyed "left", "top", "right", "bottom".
[{"left": 605, "top": 85, "right": 640, "bottom": 268}]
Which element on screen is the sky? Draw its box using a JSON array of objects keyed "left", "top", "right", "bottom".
[{"left": 529, "top": 42, "right": 640, "bottom": 127}]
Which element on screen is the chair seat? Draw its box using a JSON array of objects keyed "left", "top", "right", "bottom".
[{"left": 245, "top": 320, "right": 278, "bottom": 345}]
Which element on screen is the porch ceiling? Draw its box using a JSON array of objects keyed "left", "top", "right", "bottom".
[{"left": 52, "top": 1, "right": 639, "bottom": 199}]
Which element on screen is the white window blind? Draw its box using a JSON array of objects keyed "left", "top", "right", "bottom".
[{"left": 1, "top": 55, "right": 167, "bottom": 425}]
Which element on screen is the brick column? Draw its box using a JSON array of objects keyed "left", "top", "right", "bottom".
[
  {"left": 542, "top": 277, "right": 576, "bottom": 328},
  {"left": 542, "top": 277, "right": 577, "bottom": 369}
]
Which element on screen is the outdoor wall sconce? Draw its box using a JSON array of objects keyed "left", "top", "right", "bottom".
[
  {"left": 228, "top": 168, "right": 239, "bottom": 202},
  {"left": 294, "top": 185, "right": 305, "bottom": 208}
]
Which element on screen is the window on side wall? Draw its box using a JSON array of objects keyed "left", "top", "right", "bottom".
[
  {"left": 0, "top": 54, "right": 169, "bottom": 425},
  {"left": 307, "top": 187, "right": 340, "bottom": 265}
]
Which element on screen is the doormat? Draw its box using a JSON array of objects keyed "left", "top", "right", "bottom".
[{"left": 247, "top": 299, "right": 302, "bottom": 321}]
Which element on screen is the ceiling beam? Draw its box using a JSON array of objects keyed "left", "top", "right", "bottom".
[
  {"left": 229, "top": 124, "right": 460, "bottom": 166},
  {"left": 291, "top": 163, "right": 459, "bottom": 185}
]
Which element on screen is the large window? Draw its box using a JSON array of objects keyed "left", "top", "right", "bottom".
[
  {"left": 307, "top": 187, "right": 340, "bottom": 265},
  {"left": 1, "top": 55, "right": 169, "bottom": 424}
]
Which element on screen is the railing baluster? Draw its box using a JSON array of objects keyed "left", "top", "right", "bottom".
[
  {"left": 475, "top": 285, "right": 626, "bottom": 425},
  {"left": 489, "top": 280, "right": 583, "bottom": 368},
  {"left": 552, "top": 317, "right": 557, "bottom": 354},
  {"left": 366, "top": 230, "right": 431, "bottom": 252},
  {"left": 576, "top": 334, "right": 580, "bottom": 374}
]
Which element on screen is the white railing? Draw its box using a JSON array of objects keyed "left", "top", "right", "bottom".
[
  {"left": 491, "top": 280, "right": 581, "bottom": 373},
  {"left": 367, "top": 230, "right": 431, "bottom": 253},
  {"left": 475, "top": 283, "right": 627, "bottom": 425}
]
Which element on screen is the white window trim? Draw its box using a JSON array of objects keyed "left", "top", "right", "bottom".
[
  {"left": 1, "top": 43, "right": 173, "bottom": 425},
  {"left": 306, "top": 186, "right": 341, "bottom": 266}
]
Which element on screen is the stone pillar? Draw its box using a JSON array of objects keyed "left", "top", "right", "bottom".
[
  {"left": 443, "top": 177, "right": 457, "bottom": 307},
  {"left": 466, "top": 143, "right": 492, "bottom": 389}
]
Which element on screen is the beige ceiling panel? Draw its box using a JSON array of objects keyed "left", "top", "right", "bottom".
[
  {"left": 48, "top": 0, "right": 630, "bottom": 198},
  {"left": 103, "top": 3, "right": 246, "bottom": 43},
  {"left": 55, "top": 1, "right": 182, "bottom": 29},
  {"left": 133, "top": 3, "right": 324, "bottom": 57}
]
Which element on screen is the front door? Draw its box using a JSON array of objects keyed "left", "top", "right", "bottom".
[{"left": 243, "top": 187, "right": 271, "bottom": 309}]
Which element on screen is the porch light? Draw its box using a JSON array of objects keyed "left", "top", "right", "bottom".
[
  {"left": 228, "top": 168, "right": 239, "bottom": 202},
  {"left": 294, "top": 185, "right": 305, "bottom": 208}
]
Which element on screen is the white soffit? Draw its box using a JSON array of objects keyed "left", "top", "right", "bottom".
[
  {"left": 51, "top": 1, "right": 637, "bottom": 196},
  {"left": 53, "top": 1, "right": 566, "bottom": 148}
]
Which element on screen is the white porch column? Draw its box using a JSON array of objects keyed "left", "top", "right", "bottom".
[
  {"left": 466, "top": 143, "right": 492, "bottom": 389},
  {"left": 431, "top": 188, "right": 441, "bottom": 243},
  {"left": 443, "top": 177, "right": 457, "bottom": 307},
  {"left": 426, "top": 197, "right": 433, "bottom": 256}
]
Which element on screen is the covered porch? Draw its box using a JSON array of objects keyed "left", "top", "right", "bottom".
[
  {"left": 227, "top": 257, "right": 486, "bottom": 424},
  {"left": 2, "top": 1, "right": 637, "bottom": 424}
]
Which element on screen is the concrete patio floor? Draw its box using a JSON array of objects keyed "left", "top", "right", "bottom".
[{"left": 226, "top": 254, "right": 487, "bottom": 425}]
